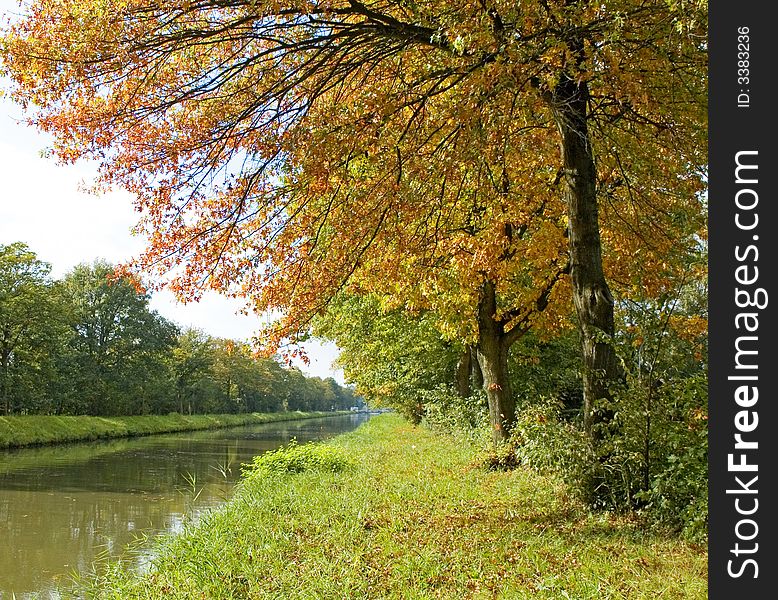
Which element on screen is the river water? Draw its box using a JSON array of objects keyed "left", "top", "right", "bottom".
[{"left": 0, "top": 413, "right": 369, "bottom": 598}]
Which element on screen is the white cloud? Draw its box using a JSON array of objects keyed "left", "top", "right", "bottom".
[{"left": 0, "top": 143, "right": 143, "bottom": 274}]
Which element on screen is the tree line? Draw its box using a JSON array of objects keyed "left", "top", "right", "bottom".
[{"left": 0, "top": 242, "right": 360, "bottom": 417}]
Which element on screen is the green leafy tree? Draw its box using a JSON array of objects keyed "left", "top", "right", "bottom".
[
  {"left": 0, "top": 243, "right": 68, "bottom": 414},
  {"left": 61, "top": 261, "right": 179, "bottom": 415},
  {"left": 323, "top": 377, "right": 351, "bottom": 411},
  {"left": 171, "top": 328, "right": 216, "bottom": 414},
  {"left": 315, "top": 294, "right": 464, "bottom": 423},
  {"left": 307, "top": 377, "right": 336, "bottom": 412},
  {"left": 210, "top": 339, "right": 250, "bottom": 413},
  {"left": 245, "top": 358, "right": 287, "bottom": 413}
]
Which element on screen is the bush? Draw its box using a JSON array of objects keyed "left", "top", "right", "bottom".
[
  {"left": 513, "top": 373, "right": 707, "bottom": 541},
  {"left": 513, "top": 400, "right": 602, "bottom": 501},
  {"left": 242, "top": 439, "right": 355, "bottom": 478},
  {"left": 632, "top": 373, "right": 708, "bottom": 540},
  {"left": 511, "top": 284, "right": 709, "bottom": 539},
  {"left": 418, "top": 385, "right": 490, "bottom": 443}
]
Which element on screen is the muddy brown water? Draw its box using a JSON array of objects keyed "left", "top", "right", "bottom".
[{"left": 0, "top": 413, "right": 369, "bottom": 598}]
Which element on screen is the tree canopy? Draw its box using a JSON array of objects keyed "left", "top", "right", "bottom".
[
  {"left": 0, "top": 243, "right": 67, "bottom": 414},
  {"left": 61, "top": 261, "right": 180, "bottom": 414},
  {"left": 314, "top": 293, "right": 465, "bottom": 423}
]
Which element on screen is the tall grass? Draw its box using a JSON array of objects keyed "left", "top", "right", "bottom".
[
  {"left": 81, "top": 414, "right": 706, "bottom": 599},
  {"left": 0, "top": 411, "right": 346, "bottom": 449}
]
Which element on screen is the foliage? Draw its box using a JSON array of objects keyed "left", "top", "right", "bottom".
[
  {"left": 2, "top": 0, "right": 707, "bottom": 444},
  {"left": 515, "top": 386, "right": 707, "bottom": 539},
  {"left": 79, "top": 415, "right": 707, "bottom": 599},
  {"left": 316, "top": 293, "right": 582, "bottom": 441},
  {"left": 0, "top": 245, "right": 359, "bottom": 418},
  {"left": 314, "top": 294, "right": 462, "bottom": 423},
  {"left": 1, "top": 0, "right": 705, "bottom": 343},
  {"left": 170, "top": 328, "right": 217, "bottom": 415},
  {"left": 0, "top": 243, "right": 69, "bottom": 415},
  {"left": 509, "top": 330, "right": 583, "bottom": 413},
  {"left": 633, "top": 373, "right": 708, "bottom": 541},
  {"left": 242, "top": 438, "right": 354, "bottom": 478},
  {"left": 513, "top": 275, "right": 708, "bottom": 539},
  {"left": 59, "top": 261, "right": 179, "bottom": 415},
  {"left": 513, "top": 400, "right": 599, "bottom": 494},
  {"left": 611, "top": 274, "right": 708, "bottom": 539},
  {"left": 419, "top": 386, "right": 489, "bottom": 440}
]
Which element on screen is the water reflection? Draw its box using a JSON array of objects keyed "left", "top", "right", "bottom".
[{"left": 0, "top": 414, "right": 368, "bottom": 598}]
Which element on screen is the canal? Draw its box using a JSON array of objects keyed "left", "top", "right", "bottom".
[{"left": 0, "top": 413, "right": 369, "bottom": 598}]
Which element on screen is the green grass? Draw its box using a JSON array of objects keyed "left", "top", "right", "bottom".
[
  {"left": 82, "top": 414, "right": 706, "bottom": 599},
  {"left": 0, "top": 411, "right": 346, "bottom": 449}
]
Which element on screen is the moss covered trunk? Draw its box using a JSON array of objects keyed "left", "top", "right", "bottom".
[
  {"left": 476, "top": 281, "right": 515, "bottom": 445},
  {"left": 550, "top": 68, "right": 620, "bottom": 440}
]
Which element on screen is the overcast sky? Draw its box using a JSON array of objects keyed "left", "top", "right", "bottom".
[{"left": 0, "top": 2, "right": 343, "bottom": 381}]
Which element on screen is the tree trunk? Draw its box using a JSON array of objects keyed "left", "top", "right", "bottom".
[
  {"left": 455, "top": 348, "right": 472, "bottom": 398},
  {"left": 470, "top": 346, "right": 484, "bottom": 389},
  {"left": 476, "top": 281, "right": 515, "bottom": 445},
  {"left": 551, "top": 70, "right": 620, "bottom": 440}
]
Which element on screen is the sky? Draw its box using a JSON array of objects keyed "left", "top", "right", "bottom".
[{"left": 0, "top": 3, "right": 343, "bottom": 383}]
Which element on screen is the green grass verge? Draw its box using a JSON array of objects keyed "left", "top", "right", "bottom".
[
  {"left": 0, "top": 411, "right": 347, "bottom": 450},
  {"left": 83, "top": 414, "right": 707, "bottom": 599}
]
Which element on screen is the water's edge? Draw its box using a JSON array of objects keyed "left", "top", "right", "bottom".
[
  {"left": 0, "top": 410, "right": 352, "bottom": 450},
  {"left": 0, "top": 413, "right": 370, "bottom": 598}
]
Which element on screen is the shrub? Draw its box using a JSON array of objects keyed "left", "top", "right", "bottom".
[
  {"left": 418, "top": 385, "right": 490, "bottom": 443},
  {"left": 511, "top": 282, "right": 709, "bottom": 538},
  {"left": 242, "top": 439, "right": 355, "bottom": 478},
  {"left": 513, "top": 400, "right": 602, "bottom": 501},
  {"left": 513, "top": 373, "right": 707, "bottom": 540},
  {"left": 480, "top": 440, "right": 521, "bottom": 471},
  {"left": 633, "top": 372, "right": 708, "bottom": 541}
]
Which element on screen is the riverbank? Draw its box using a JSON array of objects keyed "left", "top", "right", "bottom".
[
  {"left": 0, "top": 411, "right": 348, "bottom": 449},
  {"left": 84, "top": 414, "right": 706, "bottom": 599}
]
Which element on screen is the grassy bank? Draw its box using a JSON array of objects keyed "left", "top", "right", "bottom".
[
  {"left": 84, "top": 414, "right": 706, "bottom": 599},
  {"left": 0, "top": 411, "right": 347, "bottom": 449}
]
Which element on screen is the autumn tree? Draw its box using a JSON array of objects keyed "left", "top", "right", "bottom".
[{"left": 2, "top": 0, "right": 706, "bottom": 442}]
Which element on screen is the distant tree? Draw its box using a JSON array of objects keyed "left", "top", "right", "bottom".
[
  {"left": 0, "top": 243, "right": 68, "bottom": 414},
  {"left": 209, "top": 338, "right": 246, "bottom": 412},
  {"left": 323, "top": 377, "right": 349, "bottom": 411},
  {"left": 246, "top": 358, "right": 287, "bottom": 413},
  {"left": 61, "top": 261, "right": 178, "bottom": 415},
  {"left": 171, "top": 328, "right": 216, "bottom": 414},
  {"left": 283, "top": 367, "right": 313, "bottom": 412},
  {"left": 172, "top": 331, "right": 338, "bottom": 414},
  {"left": 306, "top": 377, "right": 336, "bottom": 412}
]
